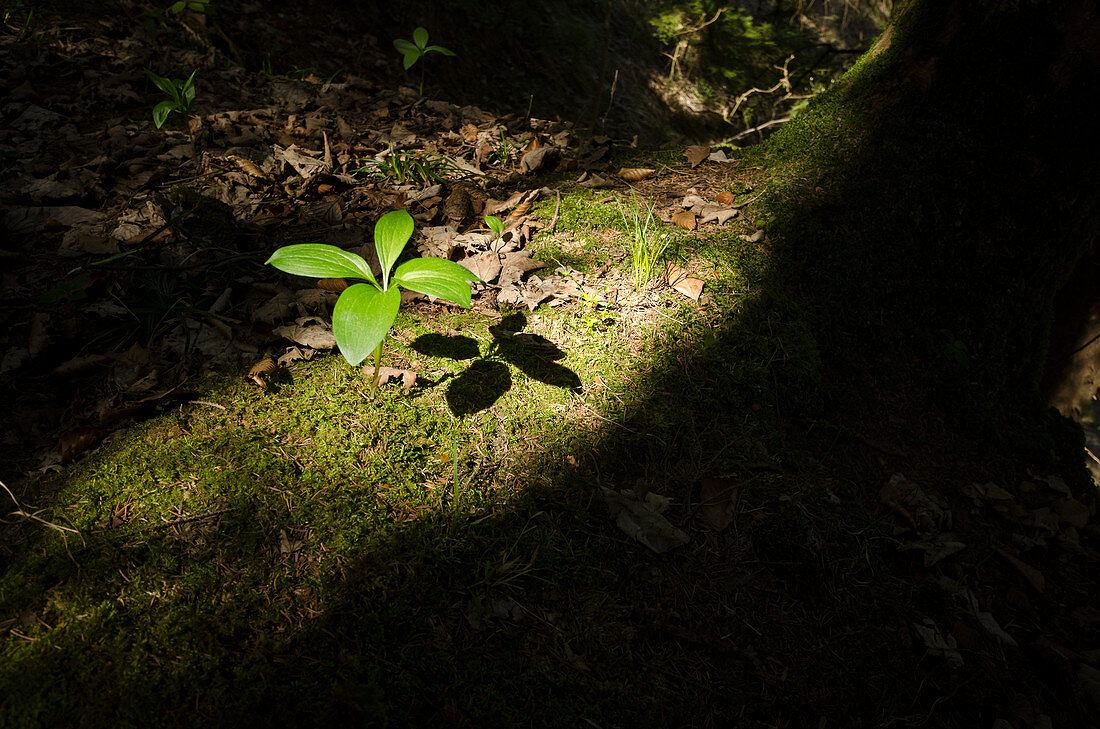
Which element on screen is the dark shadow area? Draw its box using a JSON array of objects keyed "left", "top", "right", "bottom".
[
  {"left": 413, "top": 312, "right": 582, "bottom": 416},
  {"left": 3, "top": 3, "right": 1100, "bottom": 729},
  {"left": 445, "top": 359, "right": 511, "bottom": 416}
]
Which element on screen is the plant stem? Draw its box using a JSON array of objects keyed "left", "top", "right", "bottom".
[{"left": 369, "top": 342, "right": 383, "bottom": 395}]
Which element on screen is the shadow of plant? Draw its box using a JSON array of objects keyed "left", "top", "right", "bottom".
[{"left": 412, "top": 313, "right": 582, "bottom": 417}]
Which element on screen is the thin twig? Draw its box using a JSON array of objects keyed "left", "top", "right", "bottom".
[
  {"left": 730, "top": 117, "right": 792, "bottom": 141},
  {"left": 547, "top": 189, "right": 562, "bottom": 233},
  {"left": 1, "top": 479, "right": 81, "bottom": 536},
  {"left": 97, "top": 508, "right": 235, "bottom": 540}
]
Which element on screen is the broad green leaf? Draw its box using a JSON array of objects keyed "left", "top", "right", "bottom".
[
  {"left": 265, "top": 244, "right": 378, "bottom": 286},
  {"left": 182, "top": 69, "right": 197, "bottom": 106},
  {"left": 485, "top": 215, "right": 503, "bottom": 238},
  {"left": 394, "top": 257, "right": 479, "bottom": 308},
  {"left": 169, "top": 1, "right": 186, "bottom": 12},
  {"left": 333, "top": 284, "right": 400, "bottom": 366},
  {"left": 152, "top": 101, "right": 176, "bottom": 129},
  {"left": 413, "top": 27, "right": 429, "bottom": 49},
  {"left": 426, "top": 45, "right": 456, "bottom": 57},
  {"left": 373, "top": 209, "right": 414, "bottom": 287},
  {"left": 393, "top": 38, "right": 418, "bottom": 55},
  {"left": 402, "top": 50, "right": 420, "bottom": 70},
  {"left": 145, "top": 69, "right": 177, "bottom": 97}
]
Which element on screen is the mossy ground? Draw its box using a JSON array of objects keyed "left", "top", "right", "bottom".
[{"left": 2, "top": 173, "right": 806, "bottom": 727}]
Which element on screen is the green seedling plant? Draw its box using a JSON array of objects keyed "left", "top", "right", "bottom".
[
  {"left": 352, "top": 146, "right": 468, "bottom": 185},
  {"left": 265, "top": 209, "right": 480, "bottom": 394},
  {"left": 485, "top": 215, "right": 504, "bottom": 240},
  {"left": 393, "top": 27, "right": 456, "bottom": 95},
  {"left": 168, "top": 0, "right": 211, "bottom": 13},
  {"left": 617, "top": 191, "right": 670, "bottom": 291},
  {"left": 146, "top": 68, "right": 198, "bottom": 158},
  {"left": 490, "top": 128, "right": 511, "bottom": 167}
]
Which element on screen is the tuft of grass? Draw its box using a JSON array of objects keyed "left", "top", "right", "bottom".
[{"left": 617, "top": 190, "right": 670, "bottom": 291}]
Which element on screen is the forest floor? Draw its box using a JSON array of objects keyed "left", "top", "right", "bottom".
[{"left": 1, "top": 4, "right": 1099, "bottom": 728}]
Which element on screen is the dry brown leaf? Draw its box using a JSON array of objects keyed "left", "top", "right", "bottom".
[
  {"left": 519, "top": 147, "right": 560, "bottom": 174},
  {"left": 228, "top": 154, "right": 272, "bottom": 182},
  {"left": 1056, "top": 498, "right": 1089, "bottom": 528},
  {"left": 685, "top": 145, "right": 710, "bottom": 168},
  {"left": 28, "top": 313, "right": 51, "bottom": 358},
  {"left": 666, "top": 263, "right": 704, "bottom": 300},
  {"left": 504, "top": 199, "right": 532, "bottom": 224},
  {"left": 522, "top": 138, "right": 543, "bottom": 155},
  {"left": 444, "top": 187, "right": 472, "bottom": 222},
  {"left": 317, "top": 278, "right": 349, "bottom": 293},
  {"left": 59, "top": 424, "right": 105, "bottom": 462},
  {"left": 460, "top": 123, "right": 480, "bottom": 144},
  {"left": 618, "top": 167, "right": 655, "bottom": 181},
  {"left": 459, "top": 251, "right": 503, "bottom": 283},
  {"left": 53, "top": 353, "right": 114, "bottom": 378},
  {"left": 996, "top": 547, "right": 1046, "bottom": 593},
  {"left": 248, "top": 357, "right": 277, "bottom": 388},
  {"left": 368, "top": 366, "right": 417, "bottom": 391},
  {"left": 671, "top": 210, "right": 697, "bottom": 230},
  {"left": 699, "top": 476, "right": 738, "bottom": 531},
  {"left": 273, "top": 318, "right": 336, "bottom": 349},
  {"left": 716, "top": 190, "right": 736, "bottom": 205},
  {"left": 485, "top": 190, "right": 532, "bottom": 216}
]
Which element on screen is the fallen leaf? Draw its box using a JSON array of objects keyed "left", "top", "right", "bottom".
[
  {"left": 700, "top": 206, "right": 738, "bottom": 226},
  {"left": 59, "top": 424, "right": 105, "bottom": 462},
  {"left": 520, "top": 147, "right": 561, "bottom": 174},
  {"left": 53, "top": 353, "right": 114, "bottom": 378},
  {"left": 672, "top": 209, "right": 697, "bottom": 230},
  {"left": 699, "top": 476, "right": 738, "bottom": 531},
  {"left": 248, "top": 357, "right": 277, "bottom": 388},
  {"left": 369, "top": 366, "right": 417, "bottom": 391},
  {"left": 484, "top": 189, "right": 531, "bottom": 216},
  {"left": 976, "top": 610, "right": 1018, "bottom": 646},
  {"left": 913, "top": 620, "right": 964, "bottom": 668},
  {"left": 279, "top": 529, "right": 303, "bottom": 554},
  {"left": 77, "top": 233, "right": 119, "bottom": 254},
  {"left": 273, "top": 317, "right": 337, "bottom": 349},
  {"left": 277, "top": 346, "right": 315, "bottom": 367},
  {"left": 618, "top": 167, "right": 655, "bottom": 181},
  {"left": 459, "top": 251, "right": 503, "bottom": 283},
  {"left": 684, "top": 145, "right": 710, "bottom": 167},
  {"left": 28, "top": 313, "right": 52, "bottom": 358},
  {"left": 601, "top": 486, "right": 689, "bottom": 553},
  {"left": 317, "top": 278, "right": 348, "bottom": 293},
  {"left": 227, "top": 154, "right": 272, "bottom": 182},
  {"left": 996, "top": 546, "right": 1046, "bottom": 593},
  {"left": 577, "top": 173, "right": 612, "bottom": 189},
  {"left": 444, "top": 186, "right": 472, "bottom": 222},
  {"left": 1056, "top": 498, "right": 1089, "bottom": 528},
  {"left": 903, "top": 532, "right": 967, "bottom": 566},
  {"left": 716, "top": 191, "right": 737, "bottom": 205},
  {"left": 460, "top": 123, "right": 479, "bottom": 144},
  {"left": 666, "top": 263, "right": 704, "bottom": 300}
]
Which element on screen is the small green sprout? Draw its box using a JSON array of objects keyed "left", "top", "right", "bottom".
[
  {"left": 145, "top": 68, "right": 197, "bottom": 129},
  {"left": 265, "top": 209, "right": 480, "bottom": 393},
  {"left": 168, "top": 0, "right": 211, "bottom": 13},
  {"left": 352, "top": 145, "right": 468, "bottom": 185},
  {"left": 490, "top": 128, "right": 510, "bottom": 167},
  {"left": 393, "top": 27, "right": 456, "bottom": 95},
  {"left": 485, "top": 215, "right": 504, "bottom": 240}
]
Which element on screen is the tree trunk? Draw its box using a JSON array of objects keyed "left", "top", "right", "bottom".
[{"left": 756, "top": 0, "right": 1100, "bottom": 442}]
